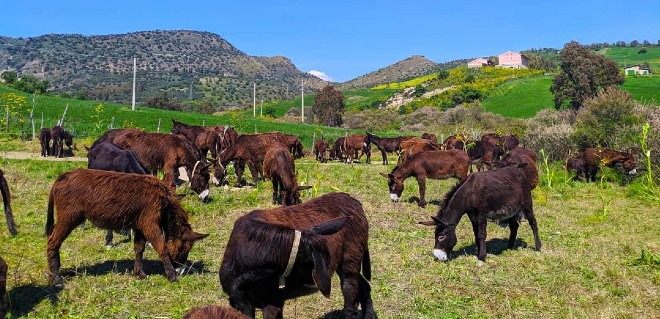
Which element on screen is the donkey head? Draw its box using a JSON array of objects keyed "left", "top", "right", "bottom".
[
  {"left": 188, "top": 161, "right": 212, "bottom": 201},
  {"left": 284, "top": 185, "right": 313, "bottom": 206},
  {"left": 166, "top": 228, "right": 209, "bottom": 272},
  {"left": 380, "top": 172, "right": 403, "bottom": 202},
  {"left": 419, "top": 216, "right": 457, "bottom": 261}
]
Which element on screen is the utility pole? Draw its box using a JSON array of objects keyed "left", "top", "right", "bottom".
[
  {"left": 260, "top": 98, "right": 264, "bottom": 116},
  {"left": 131, "top": 57, "right": 136, "bottom": 111},
  {"left": 301, "top": 79, "right": 304, "bottom": 123},
  {"left": 253, "top": 83, "right": 256, "bottom": 117}
]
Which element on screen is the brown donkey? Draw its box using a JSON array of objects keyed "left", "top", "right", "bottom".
[
  {"left": 45, "top": 168, "right": 208, "bottom": 288},
  {"left": 381, "top": 149, "right": 470, "bottom": 207}
]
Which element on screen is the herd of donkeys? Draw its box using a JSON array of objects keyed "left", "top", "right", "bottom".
[{"left": 0, "top": 120, "right": 638, "bottom": 319}]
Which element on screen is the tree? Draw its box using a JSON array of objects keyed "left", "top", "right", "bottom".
[
  {"left": 1, "top": 70, "right": 17, "bottom": 85},
  {"left": 312, "top": 85, "right": 344, "bottom": 127},
  {"left": 550, "top": 41, "right": 624, "bottom": 110}
]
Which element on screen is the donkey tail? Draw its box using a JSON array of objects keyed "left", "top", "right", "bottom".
[
  {"left": 45, "top": 190, "right": 55, "bottom": 236},
  {"left": 362, "top": 246, "right": 372, "bottom": 281}
]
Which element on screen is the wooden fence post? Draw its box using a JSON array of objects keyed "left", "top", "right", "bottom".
[{"left": 157, "top": 118, "right": 162, "bottom": 132}]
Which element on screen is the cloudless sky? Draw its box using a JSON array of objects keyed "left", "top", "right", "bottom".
[{"left": 1, "top": 1, "right": 658, "bottom": 82}]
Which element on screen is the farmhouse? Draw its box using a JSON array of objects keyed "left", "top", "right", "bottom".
[
  {"left": 624, "top": 65, "right": 651, "bottom": 75},
  {"left": 467, "top": 58, "right": 490, "bottom": 68},
  {"left": 497, "top": 51, "right": 528, "bottom": 69}
]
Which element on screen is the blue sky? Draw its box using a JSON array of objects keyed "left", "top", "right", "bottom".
[{"left": 1, "top": 1, "right": 658, "bottom": 82}]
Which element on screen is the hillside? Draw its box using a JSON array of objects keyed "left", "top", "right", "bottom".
[
  {"left": 0, "top": 30, "right": 327, "bottom": 107},
  {"left": 341, "top": 55, "right": 469, "bottom": 89}
]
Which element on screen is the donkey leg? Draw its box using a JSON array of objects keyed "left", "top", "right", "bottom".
[
  {"left": 271, "top": 179, "right": 278, "bottom": 205},
  {"left": 46, "top": 218, "right": 81, "bottom": 287},
  {"left": 475, "top": 216, "right": 488, "bottom": 261},
  {"left": 132, "top": 230, "right": 147, "bottom": 279},
  {"left": 141, "top": 224, "right": 177, "bottom": 282},
  {"left": 105, "top": 230, "right": 114, "bottom": 248},
  {"left": 506, "top": 217, "right": 520, "bottom": 249},
  {"left": 358, "top": 274, "right": 376, "bottom": 319},
  {"left": 523, "top": 204, "right": 542, "bottom": 251},
  {"left": 417, "top": 177, "right": 427, "bottom": 207},
  {"left": 339, "top": 272, "right": 361, "bottom": 319}
]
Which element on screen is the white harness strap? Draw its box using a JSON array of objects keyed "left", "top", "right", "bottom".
[
  {"left": 279, "top": 230, "right": 301, "bottom": 289},
  {"left": 190, "top": 160, "right": 202, "bottom": 180}
]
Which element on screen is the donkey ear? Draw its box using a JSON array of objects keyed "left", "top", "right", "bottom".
[
  {"left": 84, "top": 145, "right": 90, "bottom": 151},
  {"left": 379, "top": 173, "right": 389, "bottom": 178},
  {"left": 186, "top": 231, "right": 209, "bottom": 241},
  {"left": 297, "top": 185, "right": 313, "bottom": 191},
  {"left": 418, "top": 220, "right": 436, "bottom": 226},
  {"left": 312, "top": 251, "right": 332, "bottom": 298},
  {"left": 310, "top": 216, "right": 350, "bottom": 235}
]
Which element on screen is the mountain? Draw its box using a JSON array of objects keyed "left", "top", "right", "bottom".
[
  {"left": 341, "top": 55, "right": 469, "bottom": 89},
  {"left": 0, "top": 30, "right": 327, "bottom": 108}
]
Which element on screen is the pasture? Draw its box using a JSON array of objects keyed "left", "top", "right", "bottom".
[{"left": 0, "top": 143, "right": 658, "bottom": 318}]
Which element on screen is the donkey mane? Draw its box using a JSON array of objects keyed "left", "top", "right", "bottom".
[{"left": 438, "top": 176, "right": 467, "bottom": 215}]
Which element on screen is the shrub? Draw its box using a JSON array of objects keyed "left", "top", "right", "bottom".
[{"left": 572, "top": 87, "right": 643, "bottom": 151}]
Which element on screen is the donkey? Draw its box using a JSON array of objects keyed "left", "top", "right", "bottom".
[
  {"left": 419, "top": 165, "right": 542, "bottom": 262},
  {"left": 183, "top": 305, "right": 249, "bottom": 319},
  {"left": 86, "top": 141, "right": 149, "bottom": 247},
  {"left": 583, "top": 147, "right": 637, "bottom": 182},
  {"left": 343, "top": 134, "right": 370, "bottom": 164},
  {"left": 381, "top": 149, "right": 470, "bottom": 207},
  {"left": 0, "top": 170, "right": 17, "bottom": 235},
  {"left": 39, "top": 127, "right": 51, "bottom": 156},
  {"left": 313, "top": 139, "right": 329, "bottom": 163},
  {"left": 366, "top": 132, "right": 414, "bottom": 165},
  {"left": 46, "top": 168, "right": 208, "bottom": 288},
  {"left": 220, "top": 192, "right": 376, "bottom": 319},
  {"left": 50, "top": 126, "right": 66, "bottom": 158},
  {"left": 566, "top": 153, "right": 586, "bottom": 181},
  {"left": 263, "top": 143, "right": 311, "bottom": 206}
]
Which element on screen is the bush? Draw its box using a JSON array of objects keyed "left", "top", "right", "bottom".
[
  {"left": 572, "top": 87, "right": 643, "bottom": 151},
  {"left": 523, "top": 109, "right": 577, "bottom": 161},
  {"left": 343, "top": 108, "right": 399, "bottom": 131}
]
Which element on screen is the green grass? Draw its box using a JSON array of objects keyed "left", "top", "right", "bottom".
[
  {"left": 0, "top": 149, "right": 658, "bottom": 318},
  {"left": 599, "top": 46, "right": 660, "bottom": 70},
  {"left": 483, "top": 76, "right": 554, "bottom": 118},
  {"left": 620, "top": 76, "right": 660, "bottom": 104}
]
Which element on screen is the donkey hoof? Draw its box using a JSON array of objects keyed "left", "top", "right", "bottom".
[
  {"left": 52, "top": 276, "right": 64, "bottom": 288},
  {"left": 135, "top": 270, "right": 147, "bottom": 279},
  {"left": 476, "top": 260, "right": 485, "bottom": 267}
]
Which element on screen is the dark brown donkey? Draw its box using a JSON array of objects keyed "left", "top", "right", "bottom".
[
  {"left": 220, "top": 192, "right": 376, "bottom": 319},
  {"left": 365, "top": 132, "right": 414, "bottom": 165},
  {"left": 171, "top": 119, "right": 237, "bottom": 158},
  {"left": 381, "top": 149, "right": 470, "bottom": 207},
  {"left": 0, "top": 170, "right": 17, "bottom": 235},
  {"left": 112, "top": 132, "right": 212, "bottom": 201},
  {"left": 39, "top": 127, "right": 51, "bottom": 156},
  {"left": 583, "top": 147, "right": 637, "bottom": 182},
  {"left": 45, "top": 168, "right": 208, "bottom": 288},
  {"left": 343, "top": 134, "right": 370, "bottom": 164},
  {"left": 263, "top": 143, "right": 311, "bottom": 206},
  {"left": 419, "top": 165, "right": 542, "bottom": 262},
  {"left": 314, "top": 139, "right": 329, "bottom": 163},
  {"left": 50, "top": 125, "right": 66, "bottom": 158},
  {"left": 217, "top": 132, "right": 290, "bottom": 187}
]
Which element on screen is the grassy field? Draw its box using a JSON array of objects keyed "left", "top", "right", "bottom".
[
  {"left": 482, "top": 76, "right": 554, "bottom": 118},
  {"left": 620, "top": 76, "right": 660, "bottom": 104},
  {"left": 599, "top": 46, "right": 660, "bottom": 71},
  {"left": 0, "top": 144, "right": 658, "bottom": 318}
]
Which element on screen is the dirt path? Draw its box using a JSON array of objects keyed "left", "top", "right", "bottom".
[
  {"left": 1, "top": 151, "right": 88, "bottom": 162},
  {"left": 1, "top": 150, "right": 193, "bottom": 181}
]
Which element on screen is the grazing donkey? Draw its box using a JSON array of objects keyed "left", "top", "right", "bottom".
[
  {"left": 419, "top": 165, "right": 542, "bottom": 262},
  {"left": 46, "top": 168, "right": 208, "bottom": 288}
]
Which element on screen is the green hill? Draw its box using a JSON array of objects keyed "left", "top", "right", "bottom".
[
  {"left": 599, "top": 46, "right": 660, "bottom": 70},
  {"left": 483, "top": 76, "right": 554, "bottom": 118}
]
